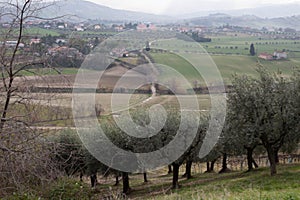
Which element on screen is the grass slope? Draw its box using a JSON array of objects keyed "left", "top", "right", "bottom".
[
  {"left": 18, "top": 68, "right": 96, "bottom": 76},
  {"left": 149, "top": 51, "right": 203, "bottom": 84},
  {"left": 152, "top": 164, "right": 300, "bottom": 200},
  {"left": 150, "top": 51, "right": 297, "bottom": 85},
  {"left": 8, "top": 164, "right": 299, "bottom": 199}
]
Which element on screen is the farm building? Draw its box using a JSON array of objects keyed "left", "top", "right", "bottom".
[
  {"left": 258, "top": 53, "right": 273, "bottom": 60},
  {"left": 258, "top": 51, "right": 288, "bottom": 60},
  {"left": 4, "top": 41, "right": 25, "bottom": 48},
  {"left": 274, "top": 51, "right": 288, "bottom": 60},
  {"left": 137, "top": 23, "right": 156, "bottom": 31},
  {"left": 30, "top": 38, "right": 41, "bottom": 45},
  {"left": 47, "top": 46, "right": 83, "bottom": 58},
  {"left": 94, "top": 24, "right": 101, "bottom": 30}
]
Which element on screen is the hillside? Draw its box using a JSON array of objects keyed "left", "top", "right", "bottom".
[
  {"left": 17, "top": 164, "right": 300, "bottom": 199},
  {"left": 189, "top": 13, "right": 300, "bottom": 30},
  {"left": 40, "top": 0, "right": 173, "bottom": 23},
  {"left": 3, "top": 0, "right": 299, "bottom": 29},
  {"left": 179, "top": 3, "right": 300, "bottom": 18},
  {"left": 224, "top": 3, "right": 300, "bottom": 18}
]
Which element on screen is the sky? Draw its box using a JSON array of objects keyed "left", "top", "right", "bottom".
[{"left": 87, "top": 0, "right": 300, "bottom": 15}]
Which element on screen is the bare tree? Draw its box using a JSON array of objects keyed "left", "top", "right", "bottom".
[{"left": 0, "top": 0, "right": 66, "bottom": 196}]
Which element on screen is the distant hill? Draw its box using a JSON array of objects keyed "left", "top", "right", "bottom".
[
  {"left": 179, "top": 3, "right": 300, "bottom": 19},
  {"left": 189, "top": 13, "right": 300, "bottom": 30},
  {"left": 223, "top": 3, "right": 300, "bottom": 18},
  {"left": 3, "top": 0, "right": 300, "bottom": 30},
  {"left": 43, "top": 1, "right": 300, "bottom": 29},
  {"left": 41, "top": 0, "right": 173, "bottom": 23}
]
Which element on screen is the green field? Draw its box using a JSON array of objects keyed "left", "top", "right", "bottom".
[
  {"left": 213, "top": 55, "right": 297, "bottom": 79},
  {"left": 23, "top": 27, "right": 61, "bottom": 36},
  {"left": 150, "top": 51, "right": 299, "bottom": 85},
  {"left": 18, "top": 68, "right": 96, "bottom": 76},
  {"left": 206, "top": 35, "right": 300, "bottom": 55},
  {"left": 1, "top": 27, "right": 60, "bottom": 37},
  {"left": 0, "top": 26, "right": 119, "bottom": 39},
  {"left": 149, "top": 51, "right": 204, "bottom": 85},
  {"left": 152, "top": 35, "right": 300, "bottom": 56},
  {"left": 152, "top": 164, "right": 300, "bottom": 200},
  {"left": 12, "top": 164, "right": 299, "bottom": 199}
]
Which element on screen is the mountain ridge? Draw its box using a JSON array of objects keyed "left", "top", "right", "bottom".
[
  {"left": 188, "top": 13, "right": 300, "bottom": 30},
  {"left": 3, "top": 0, "right": 299, "bottom": 30},
  {"left": 41, "top": 0, "right": 174, "bottom": 23},
  {"left": 176, "top": 3, "right": 300, "bottom": 19}
]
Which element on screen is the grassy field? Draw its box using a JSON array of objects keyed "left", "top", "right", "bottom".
[
  {"left": 152, "top": 36, "right": 300, "bottom": 56},
  {"left": 18, "top": 68, "right": 95, "bottom": 76},
  {"left": 150, "top": 36, "right": 300, "bottom": 85},
  {"left": 1, "top": 26, "right": 119, "bottom": 42},
  {"left": 151, "top": 164, "right": 300, "bottom": 200},
  {"left": 3, "top": 93, "right": 210, "bottom": 128},
  {"left": 206, "top": 35, "right": 300, "bottom": 55},
  {"left": 5, "top": 93, "right": 152, "bottom": 126},
  {"left": 13, "top": 93, "right": 211, "bottom": 114},
  {"left": 150, "top": 51, "right": 298, "bottom": 85},
  {"left": 23, "top": 27, "right": 61, "bottom": 36},
  {"left": 149, "top": 51, "right": 204, "bottom": 85},
  {"left": 11, "top": 164, "right": 299, "bottom": 200},
  {"left": 105, "top": 164, "right": 300, "bottom": 200},
  {"left": 0, "top": 27, "right": 60, "bottom": 37},
  {"left": 212, "top": 55, "right": 297, "bottom": 79}
]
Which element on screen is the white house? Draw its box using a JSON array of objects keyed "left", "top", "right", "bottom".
[
  {"left": 55, "top": 39, "right": 66, "bottom": 44},
  {"left": 4, "top": 41, "right": 25, "bottom": 48},
  {"left": 274, "top": 51, "right": 287, "bottom": 60},
  {"left": 30, "top": 38, "right": 41, "bottom": 45},
  {"left": 74, "top": 26, "right": 84, "bottom": 31},
  {"left": 94, "top": 25, "right": 101, "bottom": 30},
  {"left": 44, "top": 24, "right": 51, "bottom": 29}
]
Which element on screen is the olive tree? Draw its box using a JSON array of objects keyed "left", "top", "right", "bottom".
[
  {"left": 228, "top": 67, "right": 299, "bottom": 175},
  {"left": 182, "top": 115, "right": 208, "bottom": 180},
  {"left": 99, "top": 108, "right": 203, "bottom": 190},
  {"left": 54, "top": 129, "right": 86, "bottom": 177},
  {"left": 227, "top": 76, "right": 262, "bottom": 172},
  {"left": 282, "top": 71, "right": 300, "bottom": 154}
]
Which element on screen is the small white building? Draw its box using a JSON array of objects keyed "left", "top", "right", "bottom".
[
  {"left": 274, "top": 51, "right": 287, "bottom": 60},
  {"left": 94, "top": 25, "right": 101, "bottom": 30},
  {"left": 4, "top": 41, "right": 25, "bottom": 48},
  {"left": 30, "top": 38, "right": 41, "bottom": 45},
  {"left": 55, "top": 39, "right": 66, "bottom": 44},
  {"left": 44, "top": 24, "right": 51, "bottom": 29},
  {"left": 74, "top": 26, "right": 84, "bottom": 31}
]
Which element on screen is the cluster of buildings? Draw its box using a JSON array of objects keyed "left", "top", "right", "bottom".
[
  {"left": 1, "top": 40, "right": 25, "bottom": 48},
  {"left": 1, "top": 34, "right": 85, "bottom": 60},
  {"left": 259, "top": 51, "right": 288, "bottom": 60},
  {"left": 2, "top": 20, "right": 157, "bottom": 32},
  {"left": 47, "top": 46, "right": 84, "bottom": 59}
]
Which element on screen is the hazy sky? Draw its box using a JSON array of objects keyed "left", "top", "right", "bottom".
[{"left": 88, "top": 0, "right": 300, "bottom": 15}]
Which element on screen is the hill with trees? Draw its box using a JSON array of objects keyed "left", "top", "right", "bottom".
[{"left": 40, "top": 0, "right": 173, "bottom": 23}]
